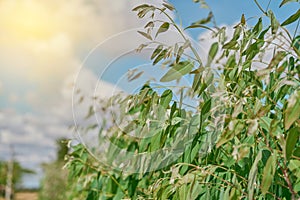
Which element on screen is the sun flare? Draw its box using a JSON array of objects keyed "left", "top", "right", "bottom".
[{"left": 0, "top": 1, "right": 59, "bottom": 41}]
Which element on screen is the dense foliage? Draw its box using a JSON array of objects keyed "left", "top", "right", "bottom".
[
  {"left": 39, "top": 139, "right": 70, "bottom": 200},
  {"left": 66, "top": 1, "right": 300, "bottom": 199}
]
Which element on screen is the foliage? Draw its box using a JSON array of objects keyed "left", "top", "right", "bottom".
[
  {"left": 0, "top": 161, "right": 35, "bottom": 188},
  {"left": 66, "top": 1, "right": 300, "bottom": 199},
  {"left": 39, "top": 138, "right": 70, "bottom": 200}
]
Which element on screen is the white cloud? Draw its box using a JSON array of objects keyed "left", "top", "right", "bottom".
[{"left": 0, "top": 0, "right": 179, "bottom": 187}]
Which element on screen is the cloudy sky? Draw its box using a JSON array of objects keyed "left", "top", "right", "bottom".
[{"left": 0, "top": 0, "right": 297, "bottom": 188}]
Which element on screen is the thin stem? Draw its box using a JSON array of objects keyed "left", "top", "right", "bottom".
[
  {"left": 293, "top": 18, "right": 300, "bottom": 40},
  {"left": 157, "top": 8, "right": 203, "bottom": 66},
  {"left": 254, "top": 0, "right": 267, "bottom": 15},
  {"left": 266, "top": 0, "right": 272, "bottom": 12}
]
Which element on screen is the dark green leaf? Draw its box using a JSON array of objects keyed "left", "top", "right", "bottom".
[
  {"left": 201, "top": 98, "right": 211, "bottom": 116},
  {"left": 160, "top": 89, "right": 173, "bottom": 108},
  {"left": 261, "top": 153, "right": 276, "bottom": 194},
  {"left": 285, "top": 127, "right": 300, "bottom": 160},
  {"left": 151, "top": 45, "right": 163, "bottom": 60},
  {"left": 292, "top": 35, "right": 300, "bottom": 56},
  {"left": 280, "top": 0, "right": 299, "bottom": 7},
  {"left": 184, "top": 24, "right": 215, "bottom": 32},
  {"left": 223, "top": 41, "right": 238, "bottom": 50},
  {"left": 253, "top": 18, "right": 263, "bottom": 36},
  {"left": 156, "top": 22, "right": 170, "bottom": 37},
  {"left": 153, "top": 49, "right": 167, "bottom": 65},
  {"left": 281, "top": 9, "right": 300, "bottom": 26}
]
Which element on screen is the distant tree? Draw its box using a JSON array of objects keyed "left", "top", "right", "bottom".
[
  {"left": 39, "top": 138, "right": 70, "bottom": 200},
  {"left": 0, "top": 160, "right": 35, "bottom": 198}
]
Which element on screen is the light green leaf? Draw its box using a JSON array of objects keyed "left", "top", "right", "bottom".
[
  {"left": 285, "top": 90, "right": 300, "bottom": 130},
  {"left": 281, "top": 9, "right": 300, "bottom": 26},
  {"left": 285, "top": 127, "right": 300, "bottom": 160},
  {"left": 160, "top": 89, "right": 173, "bottom": 108},
  {"left": 288, "top": 159, "right": 300, "bottom": 171},
  {"left": 268, "top": 10, "right": 279, "bottom": 34},
  {"left": 207, "top": 42, "right": 218, "bottom": 65},
  {"left": 268, "top": 51, "right": 286, "bottom": 68},
  {"left": 261, "top": 152, "right": 277, "bottom": 194},
  {"left": 222, "top": 40, "right": 238, "bottom": 50},
  {"left": 137, "top": 31, "right": 152, "bottom": 40},
  {"left": 160, "top": 61, "right": 194, "bottom": 82},
  {"left": 156, "top": 22, "right": 170, "bottom": 37},
  {"left": 248, "top": 150, "right": 262, "bottom": 200}
]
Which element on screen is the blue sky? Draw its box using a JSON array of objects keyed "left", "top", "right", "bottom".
[{"left": 0, "top": 0, "right": 298, "bottom": 188}]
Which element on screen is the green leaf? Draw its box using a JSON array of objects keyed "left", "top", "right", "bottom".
[
  {"left": 207, "top": 42, "right": 218, "bottom": 65},
  {"left": 176, "top": 46, "right": 184, "bottom": 63},
  {"left": 201, "top": 98, "right": 211, "bottom": 116},
  {"left": 160, "top": 89, "right": 173, "bottom": 108},
  {"left": 222, "top": 41, "right": 238, "bottom": 50},
  {"left": 268, "top": 51, "right": 286, "bottom": 68},
  {"left": 128, "top": 71, "right": 144, "bottom": 82},
  {"left": 241, "top": 14, "right": 246, "bottom": 25},
  {"left": 288, "top": 159, "right": 300, "bottom": 171},
  {"left": 285, "top": 90, "right": 300, "bottom": 130},
  {"left": 248, "top": 150, "right": 262, "bottom": 200},
  {"left": 144, "top": 21, "right": 154, "bottom": 29},
  {"left": 293, "top": 147, "right": 300, "bottom": 157},
  {"left": 132, "top": 4, "right": 152, "bottom": 11},
  {"left": 156, "top": 22, "right": 170, "bottom": 37},
  {"left": 285, "top": 127, "right": 300, "bottom": 160},
  {"left": 280, "top": 0, "right": 299, "bottom": 7},
  {"left": 153, "top": 49, "right": 167, "bottom": 65},
  {"left": 162, "top": 3, "right": 175, "bottom": 11},
  {"left": 281, "top": 9, "right": 300, "bottom": 26},
  {"left": 268, "top": 10, "right": 279, "bottom": 34},
  {"left": 137, "top": 31, "right": 152, "bottom": 40},
  {"left": 253, "top": 18, "right": 263, "bottom": 36},
  {"left": 292, "top": 35, "right": 300, "bottom": 56},
  {"left": 261, "top": 153, "right": 277, "bottom": 194},
  {"left": 184, "top": 24, "right": 215, "bottom": 32},
  {"left": 191, "top": 12, "right": 213, "bottom": 25},
  {"left": 160, "top": 61, "right": 194, "bottom": 82},
  {"left": 151, "top": 45, "right": 163, "bottom": 60}
]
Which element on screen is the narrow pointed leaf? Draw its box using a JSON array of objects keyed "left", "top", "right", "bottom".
[
  {"left": 160, "top": 61, "right": 194, "bottom": 82},
  {"left": 285, "top": 127, "right": 300, "bottom": 160},
  {"left": 156, "top": 22, "right": 170, "bottom": 37},
  {"left": 280, "top": 0, "right": 298, "bottom": 7},
  {"left": 207, "top": 42, "right": 218, "bottom": 65},
  {"left": 281, "top": 9, "right": 300, "bottom": 26},
  {"left": 261, "top": 153, "right": 277, "bottom": 194},
  {"left": 137, "top": 31, "right": 152, "bottom": 40},
  {"left": 285, "top": 90, "right": 300, "bottom": 130},
  {"left": 268, "top": 51, "right": 286, "bottom": 68}
]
